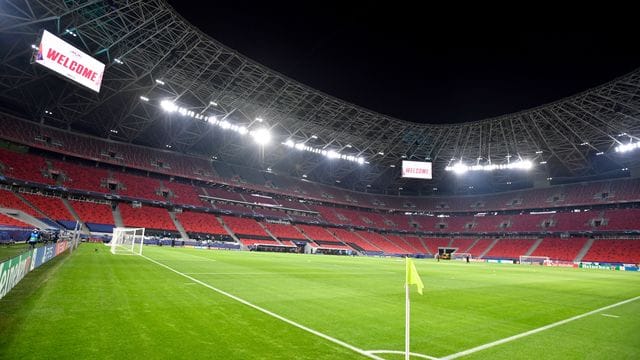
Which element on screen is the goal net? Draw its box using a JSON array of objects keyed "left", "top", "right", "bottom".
[
  {"left": 519, "top": 255, "right": 549, "bottom": 265},
  {"left": 110, "top": 227, "right": 145, "bottom": 255},
  {"left": 452, "top": 252, "right": 472, "bottom": 261}
]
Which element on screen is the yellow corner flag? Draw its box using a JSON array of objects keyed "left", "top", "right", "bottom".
[{"left": 406, "top": 258, "right": 424, "bottom": 295}]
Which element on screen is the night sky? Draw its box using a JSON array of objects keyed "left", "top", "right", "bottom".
[{"left": 168, "top": 2, "right": 640, "bottom": 125}]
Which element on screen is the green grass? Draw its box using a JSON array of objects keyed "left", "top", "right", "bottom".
[{"left": 1, "top": 245, "right": 639, "bottom": 359}]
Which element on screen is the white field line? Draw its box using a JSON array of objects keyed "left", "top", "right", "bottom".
[
  {"left": 141, "top": 255, "right": 384, "bottom": 360},
  {"left": 441, "top": 295, "right": 640, "bottom": 360},
  {"left": 600, "top": 313, "right": 620, "bottom": 318},
  {"left": 366, "top": 350, "right": 438, "bottom": 359}
]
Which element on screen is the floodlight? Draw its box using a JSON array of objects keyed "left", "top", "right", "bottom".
[
  {"left": 251, "top": 128, "right": 271, "bottom": 145},
  {"left": 220, "top": 120, "right": 231, "bottom": 129},
  {"left": 326, "top": 150, "right": 340, "bottom": 159},
  {"left": 139, "top": 96, "right": 149, "bottom": 102},
  {"left": 452, "top": 162, "right": 468, "bottom": 174},
  {"left": 160, "top": 100, "right": 177, "bottom": 112}
]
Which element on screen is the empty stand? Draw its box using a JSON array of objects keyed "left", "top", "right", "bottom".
[
  {"left": 582, "top": 239, "right": 640, "bottom": 264},
  {"left": 119, "top": 203, "right": 176, "bottom": 231},
  {"left": 530, "top": 237, "right": 587, "bottom": 262},
  {"left": 176, "top": 211, "right": 227, "bottom": 235},
  {"left": 484, "top": 238, "right": 536, "bottom": 259}
]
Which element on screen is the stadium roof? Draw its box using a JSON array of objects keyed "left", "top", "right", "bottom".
[{"left": 1, "top": 0, "right": 639, "bottom": 194}]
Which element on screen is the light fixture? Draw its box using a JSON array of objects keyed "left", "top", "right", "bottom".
[{"left": 250, "top": 128, "right": 271, "bottom": 145}]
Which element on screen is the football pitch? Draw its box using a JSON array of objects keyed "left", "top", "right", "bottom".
[{"left": 1, "top": 245, "right": 638, "bottom": 359}]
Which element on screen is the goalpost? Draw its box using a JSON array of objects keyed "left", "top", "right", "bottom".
[
  {"left": 519, "top": 255, "right": 549, "bottom": 265},
  {"left": 110, "top": 227, "right": 145, "bottom": 255},
  {"left": 452, "top": 252, "right": 472, "bottom": 261}
]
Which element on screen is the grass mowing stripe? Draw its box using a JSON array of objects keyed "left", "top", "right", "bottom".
[
  {"left": 441, "top": 295, "right": 640, "bottom": 360},
  {"left": 141, "top": 254, "right": 385, "bottom": 360}
]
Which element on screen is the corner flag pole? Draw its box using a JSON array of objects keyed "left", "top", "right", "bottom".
[
  {"left": 405, "top": 257, "right": 424, "bottom": 360},
  {"left": 405, "top": 262, "right": 411, "bottom": 360}
]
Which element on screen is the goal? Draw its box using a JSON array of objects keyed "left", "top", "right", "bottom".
[
  {"left": 452, "top": 252, "right": 472, "bottom": 261},
  {"left": 110, "top": 227, "right": 145, "bottom": 255},
  {"left": 519, "top": 255, "right": 549, "bottom": 265}
]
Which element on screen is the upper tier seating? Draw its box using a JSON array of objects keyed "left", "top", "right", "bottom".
[
  {"left": 112, "top": 172, "right": 164, "bottom": 201},
  {"left": 0, "top": 148, "right": 54, "bottom": 184},
  {"left": 164, "top": 181, "right": 205, "bottom": 207},
  {"left": 53, "top": 161, "right": 110, "bottom": 193}
]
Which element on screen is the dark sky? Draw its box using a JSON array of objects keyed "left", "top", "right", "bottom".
[{"left": 168, "top": 2, "right": 640, "bottom": 124}]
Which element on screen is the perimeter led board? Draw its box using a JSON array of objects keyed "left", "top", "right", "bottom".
[
  {"left": 34, "top": 30, "right": 105, "bottom": 93},
  {"left": 402, "top": 160, "right": 432, "bottom": 179}
]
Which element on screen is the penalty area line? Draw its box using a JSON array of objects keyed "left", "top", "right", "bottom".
[
  {"left": 141, "top": 255, "right": 384, "bottom": 360},
  {"left": 441, "top": 295, "right": 640, "bottom": 360},
  {"left": 366, "top": 350, "right": 438, "bottom": 359}
]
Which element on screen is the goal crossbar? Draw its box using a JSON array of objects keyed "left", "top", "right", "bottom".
[{"left": 111, "top": 227, "right": 145, "bottom": 255}]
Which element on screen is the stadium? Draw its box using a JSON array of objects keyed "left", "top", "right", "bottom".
[{"left": 0, "top": 1, "right": 639, "bottom": 359}]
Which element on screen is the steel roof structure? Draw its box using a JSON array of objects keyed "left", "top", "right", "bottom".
[{"left": 1, "top": 0, "right": 639, "bottom": 194}]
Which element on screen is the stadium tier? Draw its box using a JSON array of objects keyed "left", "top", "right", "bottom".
[
  {"left": 484, "top": 238, "right": 537, "bottom": 260},
  {"left": 262, "top": 222, "right": 307, "bottom": 240},
  {"left": 220, "top": 216, "right": 269, "bottom": 237},
  {"left": 296, "top": 224, "right": 337, "bottom": 241},
  {"left": 2, "top": 116, "right": 640, "bottom": 215},
  {"left": 119, "top": 203, "right": 176, "bottom": 231},
  {"left": 404, "top": 236, "right": 432, "bottom": 254},
  {"left": 0, "top": 213, "right": 31, "bottom": 228},
  {"left": 450, "top": 238, "right": 477, "bottom": 253},
  {"left": 530, "top": 237, "right": 588, "bottom": 262},
  {"left": 68, "top": 200, "right": 114, "bottom": 232},
  {"left": 175, "top": 211, "right": 227, "bottom": 235},
  {"left": 383, "top": 234, "right": 419, "bottom": 254},
  {"left": 581, "top": 239, "right": 640, "bottom": 264},
  {"left": 111, "top": 172, "right": 165, "bottom": 201},
  {"left": 0, "top": 148, "right": 55, "bottom": 185},
  {"left": 21, "top": 194, "right": 75, "bottom": 226},
  {"left": 0, "top": 189, "right": 41, "bottom": 217},
  {"left": 331, "top": 228, "right": 381, "bottom": 252},
  {"left": 53, "top": 160, "right": 110, "bottom": 193},
  {"left": 467, "top": 239, "right": 496, "bottom": 257},
  {"left": 423, "top": 237, "right": 452, "bottom": 253},
  {"left": 163, "top": 181, "right": 206, "bottom": 207}
]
